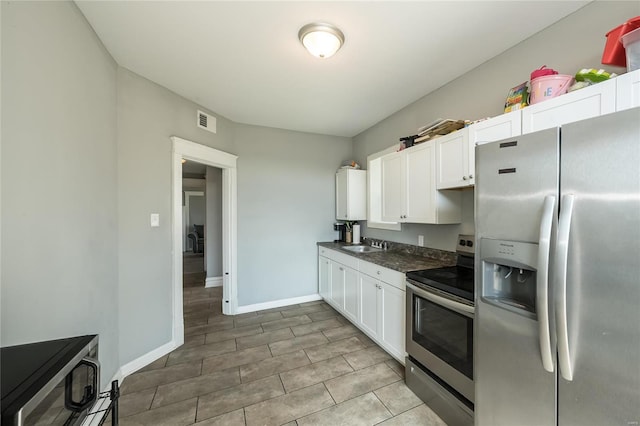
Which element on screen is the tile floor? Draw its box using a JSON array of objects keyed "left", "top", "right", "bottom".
[{"left": 113, "top": 257, "right": 447, "bottom": 425}]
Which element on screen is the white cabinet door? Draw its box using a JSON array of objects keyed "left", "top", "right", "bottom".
[
  {"left": 616, "top": 69, "right": 640, "bottom": 111},
  {"left": 436, "top": 129, "right": 470, "bottom": 189},
  {"left": 379, "top": 282, "right": 406, "bottom": 360},
  {"left": 381, "top": 152, "right": 403, "bottom": 222},
  {"left": 522, "top": 79, "right": 616, "bottom": 134},
  {"left": 330, "top": 261, "right": 345, "bottom": 311},
  {"left": 336, "top": 169, "right": 367, "bottom": 221},
  {"left": 358, "top": 273, "right": 380, "bottom": 339},
  {"left": 381, "top": 142, "right": 461, "bottom": 224},
  {"left": 318, "top": 256, "right": 330, "bottom": 300},
  {"left": 335, "top": 169, "right": 348, "bottom": 220},
  {"left": 469, "top": 110, "right": 522, "bottom": 145},
  {"left": 468, "top": 110, "right": 522, "bottom": 185},
  {"left": 405, "top": 142, "right": 436, "bottom": 222},
  {"left": 343, "top": 267, "right": 359, "bottom": 323}
]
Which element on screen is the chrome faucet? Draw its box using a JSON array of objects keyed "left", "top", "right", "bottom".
[{"left": 369, "top": 239, "right": 388, "bottom": 250}]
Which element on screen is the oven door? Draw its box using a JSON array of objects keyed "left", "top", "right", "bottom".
[{"left": 406, "top": 281, "right": 474, "bottom": 403}]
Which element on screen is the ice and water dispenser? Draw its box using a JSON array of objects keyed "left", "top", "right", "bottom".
[{"left": 480, "top": 238, "right": 539, "bottom": 317}]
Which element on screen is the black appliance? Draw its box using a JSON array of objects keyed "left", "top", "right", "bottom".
[
  {"left": 1, "top": 335, "right": 119, "bottom": 426},
  {"left": 334, "top": 223, "right": 346, "bottom": 242},
  {"left": 405, "top": 234, "right": 475, "bottom": 426}
]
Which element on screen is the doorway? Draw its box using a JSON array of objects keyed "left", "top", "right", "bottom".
[{"left": 171, "top": 136, "right": 238, "bottom": 347}]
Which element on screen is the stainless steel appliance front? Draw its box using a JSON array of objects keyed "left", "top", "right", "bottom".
[
  {"left": 475, "top": 108, "right": 640, "bottom": 425},
  {"left": 406, "top": 281, "right": 475, "bottom": 404}
]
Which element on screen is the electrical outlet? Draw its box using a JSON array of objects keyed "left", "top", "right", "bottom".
[{"left": 418, "top": 235, "right": 424, "bottom": 247}]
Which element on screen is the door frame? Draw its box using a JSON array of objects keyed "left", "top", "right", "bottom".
[{"left": 171, "top": 136, "right": 238, "bottom": 344}]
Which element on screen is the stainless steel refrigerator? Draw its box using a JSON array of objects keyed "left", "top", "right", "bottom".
[{"left": 474, "top": 107, "right": 640, "bottom": 425}]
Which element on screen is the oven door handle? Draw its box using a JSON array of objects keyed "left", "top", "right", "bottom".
[{"left": 407, "top": 282, "right": 474, "bottom": 317}]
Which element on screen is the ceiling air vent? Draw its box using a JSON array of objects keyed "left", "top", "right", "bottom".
[{"left": 197, "top": 110, "right": 217, "bottom": 134}]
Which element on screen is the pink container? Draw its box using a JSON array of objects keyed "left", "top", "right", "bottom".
[{"left": 529, "top": 74, "right": 574, "bottom": 105}]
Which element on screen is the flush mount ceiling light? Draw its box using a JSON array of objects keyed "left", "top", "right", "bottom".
[{"left": 298, "top": 23, "right": 345, "bottom": 59}]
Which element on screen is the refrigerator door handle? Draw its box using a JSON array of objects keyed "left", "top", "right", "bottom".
[
  {"left": 556, "top": 194, "right": 575, "bottom": 381},
  {"left": 537, "top": 195, "right": 556, "bottom": 373}
]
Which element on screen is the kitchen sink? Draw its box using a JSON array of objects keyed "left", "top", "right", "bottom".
[{"left": 341, "top": 245, "right": 382, "bottom": 253}]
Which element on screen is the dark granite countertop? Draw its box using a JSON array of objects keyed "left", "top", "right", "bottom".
[{"left": 317, "top": 241, "right": 456, "bottom": 273}]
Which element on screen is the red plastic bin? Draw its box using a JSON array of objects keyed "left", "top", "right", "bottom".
[{"left": 603, "top": 16, "right": 640, "bottom": 67}]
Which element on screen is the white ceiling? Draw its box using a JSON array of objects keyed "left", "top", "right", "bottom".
[{"left": 76, "top": 1, "right": 589, "bottom": 137}]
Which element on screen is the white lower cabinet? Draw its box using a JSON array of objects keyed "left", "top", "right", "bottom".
[
  {"left": 317, "top": 247, "right": 406, "bottom": 363},
  {"left": 329, "top": 260, "right": 358, "bottom": 323},
  {"left": 358, "top": 272, "right": 406, "bottom": 361},
  {"left": 343, "top": 266, "right": 359, "bottom": 323},
  {"left": 318, "top": 256, "right": 330, "bottom": 300},
  {"left": 329, "top": 261, "right": 346, "bottom": 311},
  {"left": 379, "top": 282, "right": 405, "bottom": 360},
  {"left": 358, "top": 273, "right": 380, "bottom": 338}
]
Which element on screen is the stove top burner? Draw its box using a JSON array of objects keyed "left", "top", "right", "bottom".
[
  {"left": 406, "top": 265, "right": 474, "bottom": 302},
  {"left": 407, "top": 234, "right": 475, "bottom": 302}
]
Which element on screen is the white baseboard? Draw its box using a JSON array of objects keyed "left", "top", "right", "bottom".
[
  {"left": 205, "top": 276, "right": 223, "bottom": 288},
  {"left": 118, "top": 339, "right": 179, "bottom": 378},
  {"left": 236, "top": 294, "right": 322, "bottom": 314}
]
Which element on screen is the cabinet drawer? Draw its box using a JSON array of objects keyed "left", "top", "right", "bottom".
[
  {"left": 359, "top": 260, "right": 405, "bottom": 290},
  {"left": 319, "top": 247, "right": 359, "bottom": 270}
]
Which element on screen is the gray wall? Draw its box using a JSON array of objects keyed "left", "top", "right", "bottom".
[
  {"left": 353, "top": 1, "right": 638, "bottom": 252},
  {"left": 188, "top": 195, "right": 205, "bottom": 229},
  {"left": 1, "top": 1, "right": 120, "bottom": 386},
  {"left": 116, "top": 68, "right": 351, "bottom": 358},
  {"left": 116, "top": 67, "right": 236, "bottom": 365},
  {"left": 206, "top": 167, "right": 223, "bottom": 277},
  {"left": 234, "top": 124, "right": 352, "bottom": 306}
]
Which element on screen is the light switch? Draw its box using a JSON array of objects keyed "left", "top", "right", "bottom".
[
  {"left": 150, "top": 213, "right": 160, "bottom": 227},
  {"left": 418, "top": 235, "right": 424, "bottom": 247}
]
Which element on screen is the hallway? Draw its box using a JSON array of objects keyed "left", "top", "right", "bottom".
[{"left": 183, "top": 253, "right": 206, "bottom": 288}]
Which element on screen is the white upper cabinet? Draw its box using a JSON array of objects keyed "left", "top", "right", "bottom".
[
  {"left": 436, "top": 111, "right": 521, "bottom": 190},
  {"left": 522, "top": 78, "right": 616, "bottom": 134},
  {"left": 382, "top": 142, "right": 461, "bottom": 224},
  {"left": 616, "top": 69, "right": 640, "bottom": 111},
  {"left": 469, "top": 109, "right": 522, "bottom": 145},
  {"left": 436, "top": 128, "right": 471, "bottom": 189},
  {"left": 405, "top": 142, "right": 436, "bottom": 223},
  {"left": 336, "top": 169, "right": 366, "bottom": 221},
  {"left": 381, "top": 152, "right": 404, "bottom": 222}
]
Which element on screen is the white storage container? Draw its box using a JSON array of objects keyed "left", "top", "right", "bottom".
[{"left": 622, "top": 27, "right": 640, "bottom": 72}]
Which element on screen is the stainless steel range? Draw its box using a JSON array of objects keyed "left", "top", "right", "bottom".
[{"left": 405, "top": 234, "right": 474, "bottom": 426}]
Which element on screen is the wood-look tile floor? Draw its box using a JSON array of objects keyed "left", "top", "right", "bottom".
[{"left": 115, "top": 269, "right": 447, "bottom": 425}]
